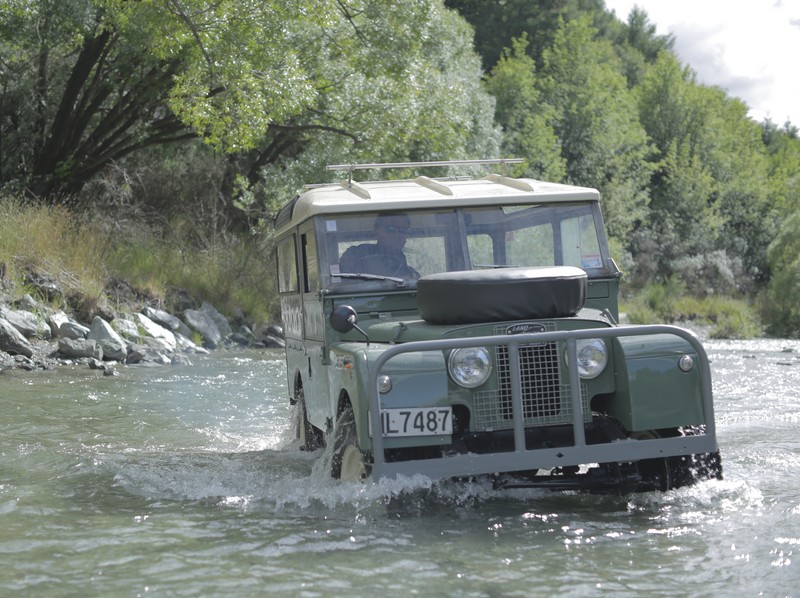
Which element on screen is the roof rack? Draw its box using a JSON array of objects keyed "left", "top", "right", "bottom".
[{"left": 327, "top": 158, "right": 523, "bottom": 185}]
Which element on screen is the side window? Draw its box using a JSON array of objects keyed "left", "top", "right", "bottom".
[
  {"left": 277, "top": 236, "right": 298, "bottom": 293},
  {"left": 560, "top": 214, "right": 602, "bottom": 269},
  {"left": 301, "top": 231, "right": 319, "bottom": 292}
]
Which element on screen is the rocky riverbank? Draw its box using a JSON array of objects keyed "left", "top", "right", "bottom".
[{"left": 0, "top": 276, "right": 284, "bottom": 374}]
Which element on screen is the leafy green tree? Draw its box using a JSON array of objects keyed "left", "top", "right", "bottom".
[
  {"left": 761, "top": 212, "right": 800, "bottom": 337},
  {"left": 762, "top": 120, "right": 800, "bottom": 217},
  {"left": 483, "top": 35, "right": 565, "bottom": 181},
  {"left": 0, "top": 0, "right": 313, "bottom": 195},
  {"left": 0, "top": 0, "right": 496, "bottom": 206},
  {"left": 634, "top": 53, "right": 719, "bottom": 286},
  {"left": 444, "top": 0, "right": 615, "bottom": 70},
  {"left": 536, "top": 16, "right": 652, "bottom": 242},
  {"left": 636, "top": 52, "right": 772, "bottom": 293},
  {"left": 603, "top": 6, "right": 675, "bottom": 88},
  {"left": 245, "top": 1, "right": 501, "bottom": 216}
]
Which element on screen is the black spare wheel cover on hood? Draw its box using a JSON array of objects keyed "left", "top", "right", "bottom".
[{"left": 417, "top": 266, "right": 588, "bottom": 324}]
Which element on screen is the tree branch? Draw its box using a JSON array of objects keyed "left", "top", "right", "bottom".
[{"left": 169, "top": 0, "right": 214, "bottom": 68}]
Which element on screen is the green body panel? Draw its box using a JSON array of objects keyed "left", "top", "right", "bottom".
[
  {"left": 328, "top": 342, "right": 450, "bottom": 451},
  {"left": 608, "top": 335, "right": 705, "bottom": 432},
  {"left": 585, "top": 279, "right": 619, "bottom": 321}
]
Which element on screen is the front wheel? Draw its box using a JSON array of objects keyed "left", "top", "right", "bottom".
[
  {"left": 632, "top": 428, "right": 722, "bottom": 491},
  {"left": 331, "top": 406, "right": 371, "bottom": 482},
  {"left": 668, "top": 451, "right": 723, "bottom": 488}
]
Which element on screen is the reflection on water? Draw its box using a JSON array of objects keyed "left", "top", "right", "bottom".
[{"left": 1, "top": 344, "right": 799, "bottom": 595}]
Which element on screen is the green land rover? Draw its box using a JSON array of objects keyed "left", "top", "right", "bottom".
[{"left": 274, "top": 159, "right": 721, "bottom": 493}]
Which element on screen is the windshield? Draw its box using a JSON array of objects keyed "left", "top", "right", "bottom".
[{"left": 320, "top": 203, "right": 610, "bottom": 289}]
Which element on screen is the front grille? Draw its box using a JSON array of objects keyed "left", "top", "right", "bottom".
[{"left": 472, "top": 339, "right": 589, "bottom": 432}]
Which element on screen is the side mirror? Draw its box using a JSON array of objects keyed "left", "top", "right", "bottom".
[
  {"left": 330, "top": 305, "right": 369, "bottom": 344},
  {"left": 330, "top": 305, "right": 358, "bottom": 333}
]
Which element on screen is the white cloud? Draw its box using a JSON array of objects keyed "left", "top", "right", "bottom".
[{"left": 604, "top": 0, "right": 800, "bottom": 126}]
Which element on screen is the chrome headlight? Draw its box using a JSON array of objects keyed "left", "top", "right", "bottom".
[
  {"left": 567, "top": 338, "right": 608, "bottom": 379},
  {"left": 448, "top": 347, "right": 492, "bottom": 388}
]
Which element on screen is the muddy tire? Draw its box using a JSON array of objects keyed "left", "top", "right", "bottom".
[{"left": 331, "top": 406, "right": 371, "bottom": 482}]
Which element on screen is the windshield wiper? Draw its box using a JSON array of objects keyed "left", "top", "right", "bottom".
[{"left": 335, "top": 272, "right": 408, "bottom": 287}]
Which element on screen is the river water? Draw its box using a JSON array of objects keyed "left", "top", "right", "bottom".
[{"left": 1, "top": 340, "right": 799, "bottom": 597}]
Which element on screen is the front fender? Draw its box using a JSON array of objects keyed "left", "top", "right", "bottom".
[
  {"left": 329, "top": 343, "right": 448, "bottom": 451},
  {"left": 609, "top": 334, "right": 705, "bottom": 432}
]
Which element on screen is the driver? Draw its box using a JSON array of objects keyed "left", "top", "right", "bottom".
[{"left": 339, "top": 213, "right": 420, "bottom": 279}]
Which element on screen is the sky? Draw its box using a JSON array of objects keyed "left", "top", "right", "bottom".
[{"left": 603, "top": 0, "right": 800, "bottom": 126}]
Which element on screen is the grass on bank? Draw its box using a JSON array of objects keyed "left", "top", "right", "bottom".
[
  {"left": 622, "top": 278, "right": 762, "bottom": 339},
  {"left": 0, "top": 196, "right": 277, "bottom": 328}
]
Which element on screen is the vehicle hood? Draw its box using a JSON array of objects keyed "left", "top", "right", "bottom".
[{"left": 347, "top": 308, "right": 613, "bottom": 344}]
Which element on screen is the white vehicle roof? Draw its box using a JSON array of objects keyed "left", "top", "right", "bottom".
[{"left": 275, "top": 173, "right": 600, "bottom": 236}]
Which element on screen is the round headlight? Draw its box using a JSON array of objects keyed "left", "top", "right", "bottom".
[
  {"left": 448, "top": 347, "right": 492, "bottom": 388},
  {"left": 567, "top": 338, "right": 608, "bottom": 379}
]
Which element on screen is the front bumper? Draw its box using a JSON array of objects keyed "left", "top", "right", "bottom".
[{"left": 367, "top": 325, "right": 718, "bottom": 482}]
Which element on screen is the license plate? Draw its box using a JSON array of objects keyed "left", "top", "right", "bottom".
[{"left": 372, "top": 407, "right": 453, "bottom": 437}]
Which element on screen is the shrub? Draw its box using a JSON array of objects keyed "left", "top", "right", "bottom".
[{"left": 625, "top": 278, "right": 761, "bottom": 339}]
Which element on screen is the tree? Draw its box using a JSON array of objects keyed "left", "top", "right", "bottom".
[
  {"left": 242, "top": 1, "right": 501, "bottom": 217},
  {"left": 483, "top": 35, "right": 565, "bottom": 181},
  {"left": 536, "top": 16, "right": 652, "bottom": 242},
  {"left": 636, "top": 52, "right": 772, "bottom": 293},
  {"left": 612, "top": 7, "right": 674, "bottom": 88},
  {"left": 762, "top": 212, "right": 800, "bottom": 337},
  {"left": 0, "top": 0, "right": 496, "bottom": 205}
]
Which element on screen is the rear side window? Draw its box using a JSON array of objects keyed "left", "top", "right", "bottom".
[
  {"left": 301, "top": 231, "right": 319, "bottom": 292},
  {"left": 277, "top": 236, "right": 298, "bottom": 293}
]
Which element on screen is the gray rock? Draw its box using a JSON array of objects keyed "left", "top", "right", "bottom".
[
  {"left": 263, "top": 334, "right": 286, "bottom": 349},
  {"left": 266, "top": 324, "right": 284, "bottom": 338},
  {"left": 124, "top": 344, "right": 147, "bottom": 365},
  {"left": 200, "top": 302, "right": 232, "bottom": 338},
  {"left": 14, "top": 354, "right": 37, "bottom": 370},
  {"left": 0, "top": 318, "right": 34, "bottom": 357},
  {"left": 171, "top": 353, "right": 192, "bottom": 366},
  {"left": 0, "top": 306, "right": 49, "bottom": 339},
  {"left": 183, "top": 309, "right": 221, "bottom": 349},
  {"left": 59, "top": 321, "right": 90, "bottom": 340},
  {"left": 113, "top": 316, "right": 141, "bottom": 341},
  {"left": 88, "top": 316, "right": 125, "bottom": 343},
  {"left": 135, "top": 313, "right": 176, "bottom": 352},
  {"left": 19, "top": 294, "right": 39, "bottom": 311},
  {"left": 48, "top": 311, "right": 70, "bottom": 337},
  {"left": 122, "top": 341, "right": 173, "bottom": 365},
  {"left": 141, "top": 336, "right": 176, "bottom": 355},
  {"left": 142, "top": 306, "right": 183, "bottom": 332},
  {"left": 23, "top": 275, "right": 63, "bottom": 304},
  {"left": 58, "top": 338, "right": 103, "bottom": 360},
  {"left": 174, "top": 332, "right": 209, "bottom": 354},
  {"left": 98, "top": 338, "right": 127, "bottom": 361},
  {"left": 87, "top": 317, "right": 128, "bottom": 361}
]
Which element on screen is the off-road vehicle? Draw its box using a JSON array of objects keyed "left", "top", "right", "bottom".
[{"left": 274, "top": 159, "right": 721, "bottom": 492}]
